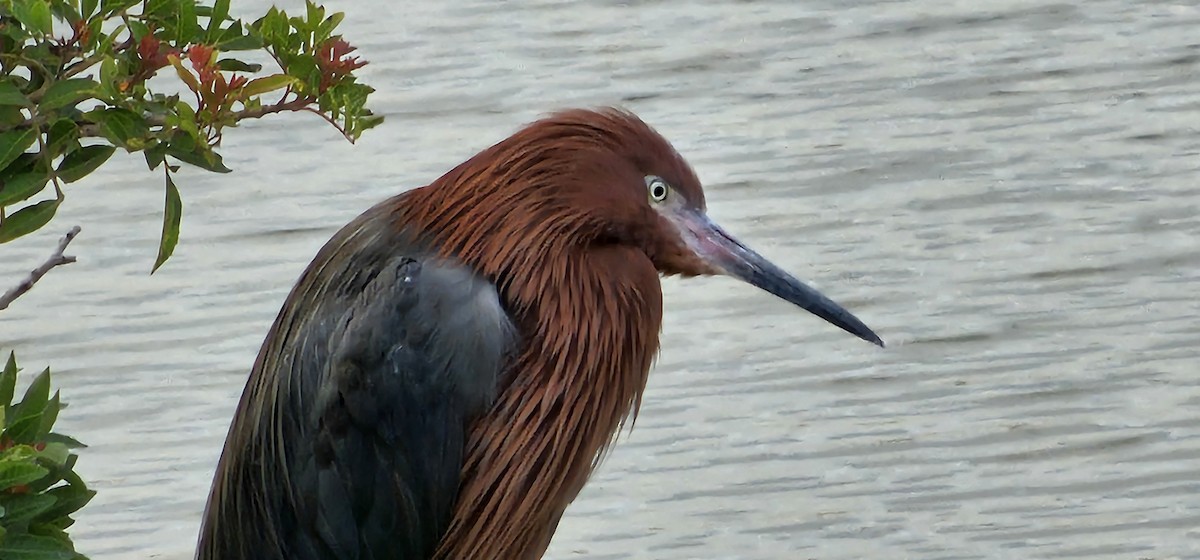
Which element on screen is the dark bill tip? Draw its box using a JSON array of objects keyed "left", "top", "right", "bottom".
[
  {"left": 734, "top": 257, "right": 886, "bottom": 348},
  {"left": 677, "top": 211, "right": 884, "bottom": 347}
]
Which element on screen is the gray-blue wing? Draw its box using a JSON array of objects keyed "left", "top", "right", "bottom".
[
  {"left": 290, "top": 256, "right": 514, "bottom": 558},
  {"left": 196, "top": 225, "right": 515, "bottom": 560}
]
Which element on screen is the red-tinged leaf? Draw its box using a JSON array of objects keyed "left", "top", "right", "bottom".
[
  {"left": 168, "top": 55, "right": 202, "bottom": 93},
  {"left": 187, "top": 44, "right": 214, "bottom": 73}
]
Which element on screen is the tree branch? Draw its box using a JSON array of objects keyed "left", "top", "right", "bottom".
[{"left": 0, "top": 226, "right": 82, "bottom": 311}]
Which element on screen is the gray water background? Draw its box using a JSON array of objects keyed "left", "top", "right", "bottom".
[{"left": 2, "top": 0, "right": 1198, "bottom": 558}]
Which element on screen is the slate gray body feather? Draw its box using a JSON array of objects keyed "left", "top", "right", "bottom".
[{"left": 196, "top": 198, "right": 515, "bottom": 560}]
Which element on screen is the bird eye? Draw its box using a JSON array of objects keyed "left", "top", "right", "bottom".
[{"left": 646, "top": 176, "right": 669, "bottom": 203}]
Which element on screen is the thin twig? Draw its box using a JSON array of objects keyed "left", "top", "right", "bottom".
[
  {"left": 63, "top": 38, "right": 134, "bottom": 79},
  {"left": 301, "top": 106, "right": 353, "bottom": 143},
  {"left": 236, "top": 96, "right": 315, "bottom": 121},
  {"left": 0, "top": 226, "right": 82, "bottom": 311},
  {"left": 31, "top": 119, "right": 64, "bottom": 200}
]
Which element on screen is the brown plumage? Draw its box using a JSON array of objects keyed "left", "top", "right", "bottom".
[
  {"left": 196, "top": 108, "right": 882, "bottom": 560},
  {"left": 405, "top": 109, "right": 707, "bottom": 558}
]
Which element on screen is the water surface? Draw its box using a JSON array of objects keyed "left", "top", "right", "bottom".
[{"left": 2, "top": 1, "right": 1198, "bottom": 558}]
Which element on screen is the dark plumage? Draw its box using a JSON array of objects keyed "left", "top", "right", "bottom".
[{"left": 196, "top": 108, "right": 881, "bottom": 560}]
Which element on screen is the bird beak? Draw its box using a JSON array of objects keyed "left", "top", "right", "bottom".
[{"left": 670, "top": 209, "right": 884, "bottom": 347}]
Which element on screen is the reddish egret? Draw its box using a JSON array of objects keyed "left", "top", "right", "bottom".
[{"left": 196, "top": 108, "right": 882, "bottom": 560}]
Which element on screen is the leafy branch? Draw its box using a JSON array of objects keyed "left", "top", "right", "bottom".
[
  {"left": 0, "top": 0, "right": 381, "bottom": 274},
  {"left": 0, "top": 351, "right": 93, "bottom": 559}
]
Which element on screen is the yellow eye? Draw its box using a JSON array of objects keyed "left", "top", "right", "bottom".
[{"left": 647, "top": 176, "right": 669, "bottom": 202}]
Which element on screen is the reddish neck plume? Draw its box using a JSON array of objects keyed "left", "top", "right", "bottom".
[{"left": 394, "top": 109, "right": 669, "bottom": 559}]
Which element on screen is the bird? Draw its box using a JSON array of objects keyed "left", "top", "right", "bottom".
[{"left": 195, "top": 107, "right": 883, "bottom": 560}]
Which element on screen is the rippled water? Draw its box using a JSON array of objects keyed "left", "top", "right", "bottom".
[{"left": 3, "top": 0, "right": 1198, "bottom": 558}]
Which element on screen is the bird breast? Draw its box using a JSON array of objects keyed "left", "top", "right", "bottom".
[{"left": 435, "top": 244, "right": 666, "bottom": 559}]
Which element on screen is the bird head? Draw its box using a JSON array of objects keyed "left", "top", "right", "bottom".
[
  {"left": 410, "top": 108, "right": 882, "bottom": 347},
  {"left": 539, "top": 109, "right": 883, "bottom": 347}
]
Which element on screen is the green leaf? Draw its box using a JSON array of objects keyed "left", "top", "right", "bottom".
[
  {"left": 127, "top": 19, "right": 151, "bottom": 43},
  {"left": 82, "top": 17, "right": 103, "bottom": 50},
  {"left": 80, "top": 0, "right": 98, "bottom": 18},
  {"left": 166, "top": 142, "right": 230, "bottom": 173},
  {"left": 35, "top": 441, "right": 69, "bottom": 466},
  {"left": 0, "top": 129, "right": 38, "bottom": 172},
  {"left": 18, "top": 367, "right": 50, "bottom": 410},
  {"left": 0, "top": 81, "right": 29, "bottom": 106},
  {"left": 0, "top": 529, "right": 75, "bottom": 560},
  {"left": 98, "top": 57, "right": 117, "bottom": 89},
  {"left": 44, "top": 120, "right": 78, "bottom": 157},
  {"left": 152, "top": 171, "right": 182, "bottom": 273},
  {"left": 2, "top": 153, "right": 40, "bottom": 178},
  {"left": 35, "top": 483, "right": 94, "bottom": 523},
  {"left": 38, "top": 79, "right": 101, "bottom": 112},
  {"left": 58, "top": 455, "right": 82, "bottom": 487},
  {"left": 168, "top": 55, "right": 202, "bottom": 94},
  {"left": 173, "top": 101, "right": 200, "bottom": 138},
  {"left": 56, "top": 144, "right": 114, "bottom": 183},
  {"left": 167, "top": 128, "right": 195, "bottom": 154},
  {"left": 100, "top": 0, "right": 139, "bottom": 17},
  {"left": 13, "top": 0, "right": 54, "bottom": 36},
  {"left": 41, "top": 433, "right": 85, "bottom": 450},
  {"left": 143, "top": 140, "right": 168, "bottom": 170},
  {"left": 0, "top": 199, "right": 59, "bottom": 243},
  {"left": 305, "top": 0, "right": 323, "bottom": 30},
  {"left": 206, "top": 0, "right": 230, "bottom": 40},
  {"left": 170, "top": 0, "right": 199, "bottom": 44},
  {"left": 216, "top": 58, "right": 262, "bottom": 73},
  {"left": 47, "top": 1, "right": 79, "bottom": 26},
  {"left": 0, "top": 172, "right": 50, "bottom": 206},
  {"left": 0, "top": 107, "right": 26, "bottom": 128},
  {"left": 238, "top": 74, "right": 296, "bottom": 99},
  {"left": 85, "top": 108, "right": 148, "bottom": 151},
  {"left": 214, "top": 22, "right": 260, "bottom": 51},
  {"left": 286, "top": 55, "right": 321, "bottom": 94},
  {"left": 252, "top": 7, "right": 290, "bottom": 46},
  {"left": 315, "top": 12, "right": 344, "bottom": 43},
  {"left": 0, "top": 461, "right": 48, "bottom": 492},
  {"left": 1, "top": 352, "right": 16, "bottom": 407},
  {"left": 37, "top": 392, "right": 60, "bottom": 442},
  {"left": 5, "top": 367, "right": 51, "bottom": 442},
  {"left": 28, "top": 522, "right": 75, "bottom": 542},
  {"left": 0, "top": 493, "right": 57, "bottom": 523}
]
